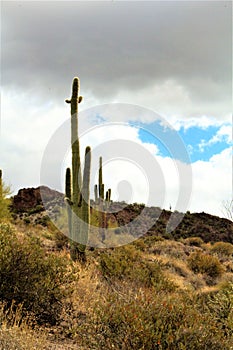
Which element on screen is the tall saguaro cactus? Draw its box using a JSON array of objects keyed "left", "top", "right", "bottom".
[
  {"left": 65, "top": 77, "right": 91, "bottom": 262},
  {"left": 81, "top": 146, "right": 91, "bottom": 246}
]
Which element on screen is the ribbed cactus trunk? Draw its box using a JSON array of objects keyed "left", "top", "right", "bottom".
[
  {"left": 81, "top": 147, "right": 91, "bottom": 246},
  {"left": 98, "top": 157, "right": 105, "bottom": 241},
  {"left": 65, "top": 167, "right": 72, "bottom": 236},
  {"left": 66, "top": 77, "right": 91, "bottom": 262}
]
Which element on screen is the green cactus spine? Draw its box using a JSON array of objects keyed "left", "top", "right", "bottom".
[{"left": 66, "top": 77, "right": 91, "bottom": 262}]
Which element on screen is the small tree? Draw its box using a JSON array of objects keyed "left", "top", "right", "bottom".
[{"left": 0, "top": 170, "right": 11, "bottom": 221}]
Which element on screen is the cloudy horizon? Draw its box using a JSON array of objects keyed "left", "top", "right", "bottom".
[{"left": 1, "top": 1, "right": 232, "bottom": 218}]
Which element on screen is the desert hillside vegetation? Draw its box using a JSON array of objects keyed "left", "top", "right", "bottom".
[{"left": 0, "top": 198, "right": 233, "bottom": 349}]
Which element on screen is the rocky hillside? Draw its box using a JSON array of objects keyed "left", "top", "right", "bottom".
[
  {"left": 11, "top": 187, "right": 233, "bottom": 244},
  {"left": 11, "top": 186, "right": 64, "bottom": 212}
]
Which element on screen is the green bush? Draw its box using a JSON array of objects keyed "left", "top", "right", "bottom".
[
  {"left": 198, "top": 282, "right": 233, "bottom": 338},
  {"left": 23, "top": 217, "right": 31, "bottom": 224},
  {"left": 0, "top": 223, "right": 77, "bottom": 325},
  {"left": 82, "top": 290, "right": 232, "bottom": 350},
  {"left": 99, "top": 245, "right": 175, "bottom": 292},
  {"left": 183, "top": 236, "right": 204, "bottom": 247},
  {"left": 207, "top": 283, "right": 233, "bottom": 336},
  {"left": 28, "top": 205, "right": 44, "bottom": 215},
  {"left": 187, "top": 251, "right": 224, "bottom": 278}
]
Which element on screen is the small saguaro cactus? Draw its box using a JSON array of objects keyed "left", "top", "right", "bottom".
[
  {"left": 94, "top": 156, "right": 111, "bottom": 206},
  {"left": 93, "top": 156, "right": 112, "bottom": 240},
  {"left": 94, "top": 184, "right": 98, "bottom": 203},
  {"left": 65, "top": 77, "right": 91, "bottom": 262},
  {"left": 106, "top": 188, "right": 111, "bottom": 203},
  {"left": 98, "top": 157, "right": 104, "bottom": 200}
]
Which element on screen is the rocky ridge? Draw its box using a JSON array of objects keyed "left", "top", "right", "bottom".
[{"left": 11, "top": 187, "right": 233, "bottom": 244}]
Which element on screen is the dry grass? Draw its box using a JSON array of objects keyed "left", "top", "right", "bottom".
[{"left": 0, "top": 302, "right": 47, "bottom": 350}]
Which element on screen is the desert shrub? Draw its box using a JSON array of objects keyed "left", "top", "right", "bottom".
[
  {"left": 151, "top": 240, "right": 189, "bottom": 259},
  {"left": 187, "top": 251, "right": 224, "bottom": 278},
  {"left": 54, "top": 229, "right": 69, "bottom": 250},
  {"left": 23, "top": 217, "right": 31, "bottom": 224},
  {"left": 28, "top": 205, "right": 44, "bottom": 215},
  {"left": 132, "top": 238, "right": 147, "bottom": 251},
  {"left": 80, "top": 289, "right": 232, "bottom": 350},
  {"left": 198, "top": 282, "right": 233, "bottom": 338},
  {"left": 183, "top": 236, "right": 204, "bottom": 247},
  {"left": 99, "top": 245, "right": 175, "bottom": 292},
  {"left": 207, "top": 283, "right": 233, "bottom": 336},
  {"left": 0, "top": 223, "right": 77, "bottom": 325},
  {"left": 34, "top": 215, "right": 50, "bottom": 226},
  {"left": 210, "top": 242, "right": 233, "bottom": 257}
]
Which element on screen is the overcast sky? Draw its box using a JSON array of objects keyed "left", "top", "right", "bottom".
[{"left": 1, "top": 1, "right": 232, "bottom": 218}]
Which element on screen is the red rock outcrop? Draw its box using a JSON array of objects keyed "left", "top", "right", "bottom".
[{"left": 12, "top": 186, "right": 63, "bottom": 212}]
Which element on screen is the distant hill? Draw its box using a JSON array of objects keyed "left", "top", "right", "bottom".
[
  {"left": 11, "top": 186, "right": 64, "bottom": 212},
  {"left": 11, "top": 187, "right": 233, "bottom": 244}
]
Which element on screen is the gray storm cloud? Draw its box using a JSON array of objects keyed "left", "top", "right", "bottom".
[{"left": 2, "top": 1, "right": 232, "bottom": 116}]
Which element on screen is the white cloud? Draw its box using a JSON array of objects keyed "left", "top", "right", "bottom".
[
  {"left": 1, "top": 92, "right": 68, "bottom": 192},
  {"left": 190, "top": 147, "right": 232, "bottom": 217},
  {"left": 198, "top": 124, "right": 232, "bottom": 152},
  {"left": 1, "top": 91, "right": 231, "bottom": 219},
  {"left": 168, "top": 115, "right": 230, "bottom": 132}
]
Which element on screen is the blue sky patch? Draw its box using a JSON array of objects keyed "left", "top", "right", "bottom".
[
  {"left": 133, "top": 121, "right": 231, "bottom": 164},
  {"left": 178, "top": 125, "right": 230, "bottom": 162}
]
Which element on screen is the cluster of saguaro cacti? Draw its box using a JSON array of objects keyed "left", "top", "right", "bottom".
[
  {"left": 65, "top": 77, "right": 91, "bottom": 262},
  {"left": 94, "top": 157, "right": 112, "bottom": 241},
  {"left": 94, "top": 156, "right": 111, "bottom": 205}
]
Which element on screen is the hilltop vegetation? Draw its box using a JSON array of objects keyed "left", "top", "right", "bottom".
[{"left": 0, "top": 199, "right": 233, "bottom": 349}]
